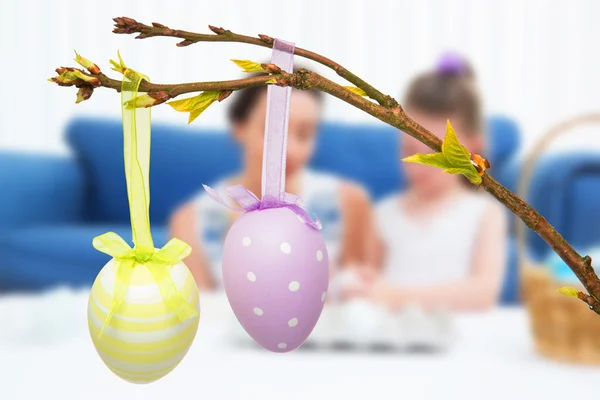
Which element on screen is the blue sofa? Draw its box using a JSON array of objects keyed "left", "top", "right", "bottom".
[
  {"left": 0, "top": 116, "right": 521, "bottom": 301},
  {"left": 503, "top": 152, "right": 600, "bottom": 263}
]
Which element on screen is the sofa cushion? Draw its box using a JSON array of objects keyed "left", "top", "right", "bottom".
[
  {"left": 0, "top": 225, "right": 168, "bottom": 292},
  {"left": 66, "top": 117, "right": 242, "bottom": 225},
  {"left": 311, "top": 123, "right": 403, "bottom": 200},
  {"left": 312, "top": 117, "right": 521, "bottom": 200},
  {"left": 486, "top": 116, "right": 521, "bottom": 172},
  {"left": 518, "top": 152, "right": 600, "bottom": 261},
  {"left": 500, "top": 237, "right": 519, "bottom": 304},
  {"left": 67, "top": 116, "right": 521, "bottom": 225},
  {"left": 0, "top": 152, "right": 84, "bottom": 229}
]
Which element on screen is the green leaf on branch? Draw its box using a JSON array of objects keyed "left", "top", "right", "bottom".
[
  {"left": 123, "top": 92, "right": 170, "bottom": 109},
  {"left": 48, "top": 67, "right": 100, "bottom": 87},
  {"left": 74, "top": 51, "right": 100, "bottom": 74},
  {"left": 71, "top": 70, "right": 100, "bottom": 86},
  {"left": 231, "top": 59, "right": 265, "bottom": 73},
  {"left": 463, "top": 169, "right": 484, "bottom": 184},
  {"left": 402, "top": 153, "right": 453, "bottom": 169},
  {"left": 343, "top": 86, "right": 368, "bottom": 96},
  {"left": 557, "top": 287, "right": 580, "bottom": 298},
  {"left": 167, "top": 91, "right": 221, "bottom": 124},
  {"left": 442, "top": 121, "right": 473, "bottom": 169},
  {"left": 109, "top": 50, "right": 127, "bottom": 74},
  {"left": 75, "top": 86, "right": 94, "bottom": 103},
  {"left": 124, "top": 94, "right": 156, "bottom": 109},
  {"left": 168, "top": 91, "right": 219, "bottom": 112},
  {"left": 402, "top": 120, "right": 482, "bottom": 185},
  {"left": 48, "top": 70, "right": 79, "bottom": 85},
  {"left": 445, "top": 167, "right": 483, "bottom": 185}
]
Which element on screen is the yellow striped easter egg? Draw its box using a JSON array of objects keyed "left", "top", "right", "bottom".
[{"left": 87, "top": 258, "right": 200, "bottom": 384}]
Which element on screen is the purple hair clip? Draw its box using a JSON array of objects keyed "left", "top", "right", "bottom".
[{"left": 436, "top": 52, "right": 467, "bottom": 75}]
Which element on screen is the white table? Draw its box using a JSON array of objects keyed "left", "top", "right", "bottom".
[{"left": 0, "top": 289, "right": 598, "bottom": 400}]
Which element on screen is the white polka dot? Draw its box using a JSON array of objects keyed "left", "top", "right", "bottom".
[
  {"left": 321, "top": 292, "right": 327, "bottom": 302},
  {"left": 316, "top": 250, "right": 323, "bottom": 261},
  {"left": 277, "top": 343, "right": 287, "bottom": 349},
  {"left": 253, "top": 308, "right": 263, "bottom": 316},
  {"left": 247, "top": 272, "right": 256, "bottom": 282},
  {"left": 242, "top": 237, "right": 251, "bottom": 246},
  {"left": 280, "top": 242, "right": 291, "bottom": 254},
  {"left": 288, "top": 318, "right": 298, "bottom": 327},
  {"left": 288, "top": 281, "right": 300, "bottom": 292}
]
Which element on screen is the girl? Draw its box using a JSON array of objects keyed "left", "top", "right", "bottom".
[
  {"left": 349, "top": 54, "right": 508, "bottom": 311},
  {"left": 170, "top": 72, "right": 374, "bottom": 290}
]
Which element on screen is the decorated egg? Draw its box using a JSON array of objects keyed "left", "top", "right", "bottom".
[
  {"left": 87, "top": 259, "right": 200, "bottom": 384},
  {"left": 222, "top": 206, "right": 329, "bottom": 352}
]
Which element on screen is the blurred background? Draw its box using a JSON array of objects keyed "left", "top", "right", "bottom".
[{"left": 2, "top": 0, "right": 600, "bottom": 399}]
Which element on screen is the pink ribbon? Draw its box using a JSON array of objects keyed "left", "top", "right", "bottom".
[{"left": 203, "top": 38, "right": 322, "bottom": 231}]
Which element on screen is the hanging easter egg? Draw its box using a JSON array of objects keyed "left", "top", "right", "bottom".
[
  {"left": 222, "top": 206, "right": 328, "bottom": 352},
  {"left": 88, "top": 257, "right": 200, "bottom": 383},
  {"left": 87, "top": 65, "right": 200, "bottom": 383},
  {"left": 203, "top": 38, "right": 329, "bottom": 352}
]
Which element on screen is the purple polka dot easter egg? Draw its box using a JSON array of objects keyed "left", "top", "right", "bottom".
[{"left": 222, "top": 207, "right": 329, "bottom": 352}]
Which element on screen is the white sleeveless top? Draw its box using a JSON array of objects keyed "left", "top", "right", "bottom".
[
  {"left": 195, "top": 169, "right": 343, "bottom": 288},
  {"left": 374, "top": 191, "right": 491, "bottom": 286}
]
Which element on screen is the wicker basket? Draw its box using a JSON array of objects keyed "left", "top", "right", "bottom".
[{"left": 518, "top": 114, "right": 600, "bottom": 364}]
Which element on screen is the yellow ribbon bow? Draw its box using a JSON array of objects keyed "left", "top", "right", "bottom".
[{"left": 93, "top": 68, "right": 199, "bottom": 337}]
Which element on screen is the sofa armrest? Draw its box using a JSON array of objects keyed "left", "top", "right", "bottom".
[{"left": 0, "top": 151, "right": 84, "bottom": 229}]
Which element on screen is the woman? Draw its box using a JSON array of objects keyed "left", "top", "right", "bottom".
[{"left": 170, "top": 74, "right": 375, "bottom": 291}]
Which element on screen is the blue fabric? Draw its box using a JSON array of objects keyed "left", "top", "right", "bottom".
[
  {"left": 503, "top": 152, "right": 600, "bottom": 261},
  {"left": 500, "top": 237, "right": 520, "bottom": 304},
  {"left": 0, "top": 225, "right": 167, "bottom": 292},
  {"left": 312, "top": 117, "right": 520, "bottom": 199},
  {"left": 66, "top": 117, "right": 242, "bottom": 225},
  {"left": 67, "top": 116, "right": 521, "bottom": 224},
  {"left": 311, "top": 123, "right": 403, "bottom": 200},
  {"left": 2, "top": 116, "right": 523, "bottom": 300},
  {"left": 0, "top": 152, "right": 84, "bottom": 229},
  {"left": 486, "top": 116, "right": 521, "bottom": 174}
]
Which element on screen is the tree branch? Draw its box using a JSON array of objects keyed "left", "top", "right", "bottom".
[
  {"left": 50, "top": 18, "right": 600, "bottom": 315},
  {"left": 98, "top": 72, "right": 279, "bottom": 97},
  {"left": 112, "top": 17, "right": 397, "bottom": 108}
]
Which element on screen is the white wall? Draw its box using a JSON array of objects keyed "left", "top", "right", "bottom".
[{"left": 1, "top": 0, "right": 600, "bottom": 154}]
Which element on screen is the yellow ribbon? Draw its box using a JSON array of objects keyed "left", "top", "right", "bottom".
[{"left": 93, "top": 68, "right": 199, "bottom": 338}]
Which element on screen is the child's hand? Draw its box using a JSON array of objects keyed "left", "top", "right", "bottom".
[
  {"left": 366, "top": 278, "right": 394, "bottom": 306},
  {"left": 350, "top": 266, "right": 379, "bottom": 284},
  {"left": 337, "top": 265, "right": 381, "bottom": 300},
  {"left": 339, "top": 283, "right": 368, "bottom": 300}
]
